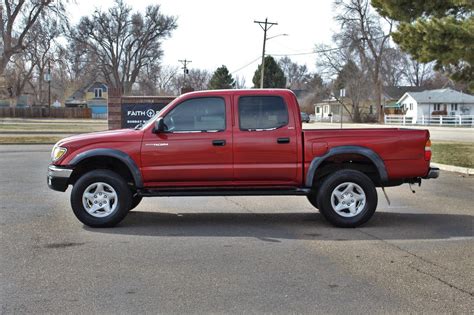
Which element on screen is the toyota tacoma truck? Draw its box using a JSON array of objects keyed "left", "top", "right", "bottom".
[{"left": 47, "top": 89, "right": 439, "bottom": 228}]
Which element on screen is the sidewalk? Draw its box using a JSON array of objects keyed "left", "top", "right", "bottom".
[{"left": 432, "top": 163, "right": 474, "bottom": 176}]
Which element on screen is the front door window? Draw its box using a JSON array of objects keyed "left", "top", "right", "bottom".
[{"left": 163, "top": 97, "right": 225, "bottom": 132}]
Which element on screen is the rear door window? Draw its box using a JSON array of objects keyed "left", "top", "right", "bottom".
[{"left": 238, "top": 96, "right": 289, "bottom": 131}]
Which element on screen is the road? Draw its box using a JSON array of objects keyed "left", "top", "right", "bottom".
[{"left": 1, "top": 145, "right": 473, "bottom": 313}]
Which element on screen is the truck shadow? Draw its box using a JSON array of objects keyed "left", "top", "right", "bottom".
[{"left": 84, "top": 211, "right": 474, "bottom": 242}]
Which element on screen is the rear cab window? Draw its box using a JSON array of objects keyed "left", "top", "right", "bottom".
[{"left": 238, "top": 96, "right": 289, "bottom": 131}]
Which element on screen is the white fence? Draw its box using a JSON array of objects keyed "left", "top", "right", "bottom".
[{"left": 385, "top": 115, "right": 474, "bottom": 127}]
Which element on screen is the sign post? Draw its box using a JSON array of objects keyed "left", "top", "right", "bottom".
[{"left": 339, "top": 88, "right": 345, "bottom": 129}]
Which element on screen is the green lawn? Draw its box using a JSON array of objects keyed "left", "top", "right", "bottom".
[{"left": 431, "top": 142, "right": 474, "bottom": 168}]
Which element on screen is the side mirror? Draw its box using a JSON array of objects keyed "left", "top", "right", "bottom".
[{"left": 153, "top": 117, "right": 166, "bottom": 133}]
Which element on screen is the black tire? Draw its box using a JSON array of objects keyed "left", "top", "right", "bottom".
[
  {"left": 307, "top": 191, "right": 319, "bottom": 209},
  {"left": 129, "top": 194, "right": 143, "bottom": 211},
  {"left": 70, "top": 169, "right": 132, "bottom": 227},
  {"left": 316, "top": 169, "right": 377, "bottom": 228},
  {"left": 307, "top": 181, "right": 322, "bottom": 209}
]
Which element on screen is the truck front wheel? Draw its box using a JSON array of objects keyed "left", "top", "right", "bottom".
[
  {"left": 315, "top": 169, "right": 377, "bottom": 228},
  {"left": 129, "top": 194, "right": 143, "bottom": 211},
  {"left": 70, "top": 170, "right": 132, "bottom": 227}
]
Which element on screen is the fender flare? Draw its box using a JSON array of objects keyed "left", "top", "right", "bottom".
[
  {"left": 69, "top": 148, "right": 143, "bottom": 188},
  {"left": 305, "top": 145, "right": 388, "bottom": 187}
]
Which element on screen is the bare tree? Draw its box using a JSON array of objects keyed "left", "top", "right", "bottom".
[
  {"left": 57, "top": 37, "right": 100, "bottom": 84},
  {"left": 423, "top": 71, "right": 469, "bottom": 92},
  {"left": 334, "top": 60, "right": 373, "bottom": 122},
  {"left": 402, "top": 57, "right": 433, "bottom": 87},
  {"left": 4, "top": 13, "right": 65, "bottom": 105},
  {"left": 381, "top": 47, "right": 406, "bottom": 86},
  {"left": 316, "top": 44, "right": 373, "bottom": 122},
  {"left": 315, "top": 43, "right": 353, "bottom": 80},
  {"left": 134, "top": 64, "right": 179, "bottom": 95},
  {"left": 30, "top": 19, "right": 63, "bottom": 104},
  {"left": 154, "top": 65, "right": 179, "bottom": 95},
  {"left": 5, "top": 52, "right": 35, "bottom": 98},
  {"left": 172, "top": 69, "right": 211, "bottom": 94},
  {"left": 299, "top": 73, "right": 330, "bottom": 114},
  {"left": 278, "top": 56, "right": 311, "bottom": 89},
  {"left": 0, "top": 0, "right": 66, "bottom": 74},
  {"left": 72, "top": 0, "right": 177, "bottom": 94},
  {"left": 334, "top": 0, "right": 392, "bottom": 122},
  {"left": 234, "top": 75, "right": 246, "bottom": 89}
]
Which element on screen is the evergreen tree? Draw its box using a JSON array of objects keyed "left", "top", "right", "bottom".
[
  {"left": 208, "top": 65, "right": 235, "bottom": 89},
  {"left": 372, "top": 0, "right": 473, "bottom": 90},
  {"left": 252, "top": 56, "right": 287, "bottom": 88}
]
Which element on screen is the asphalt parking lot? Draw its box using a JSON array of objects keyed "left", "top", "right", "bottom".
[{"left": 1, "top": 145, "right": 473, "bottom": 313}]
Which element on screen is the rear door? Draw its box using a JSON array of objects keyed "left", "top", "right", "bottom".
[{"left": 232, "top": 95, "right": 299, "bottom": 185}]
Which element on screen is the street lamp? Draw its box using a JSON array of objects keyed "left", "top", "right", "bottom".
[{"left": 267, "top": 33, "right": 288, "bottom": 41}]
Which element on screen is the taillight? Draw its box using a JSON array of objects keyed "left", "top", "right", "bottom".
[{"left": 424, "top": 139, "right": 432, "bottom": 161}]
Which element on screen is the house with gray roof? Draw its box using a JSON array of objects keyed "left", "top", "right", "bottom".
[{"left": 397, "top": 88, "right": 474, "bottom": 123}]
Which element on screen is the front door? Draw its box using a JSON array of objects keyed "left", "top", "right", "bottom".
[
  {"left": 232, "top": 95, "right": 299, "bottom": 186},
  {"left": 141, "top": 96, "right": 233, "bottom": 187}
]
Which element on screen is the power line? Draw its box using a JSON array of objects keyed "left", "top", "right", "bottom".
[
  {"left": 269, "top": 51, "right": 319, "bottom": 56},
  {"left": 230, "top": 36, "right": 388, "bottom": 74},
  {"left": 230, "top": 46, "right": 349, "bottom": 74},
  {"left": 230, "top": 56, "right": 261, "bottom": 74},
  {"left": 269, "top": 46, "right": 355, "bottom": 57}
]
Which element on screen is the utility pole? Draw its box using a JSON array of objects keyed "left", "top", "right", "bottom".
[
  {"left": 178, "top": 59, "right": 192, "bottom": 88},
  {"left": 254, "top": 18, "right": 277, "bottom": 89}
]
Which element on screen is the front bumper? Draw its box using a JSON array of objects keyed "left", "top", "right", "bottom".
[
  {"left": 47, "top": 165, "right": 73, "bottom": 192},
  {"left": 423, "top": 167, "right": 440, "bottom": 179}
]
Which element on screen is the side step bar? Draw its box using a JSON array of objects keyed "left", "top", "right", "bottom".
[{"left": 138, "top": 187, "right": 311, "bottom": 197}]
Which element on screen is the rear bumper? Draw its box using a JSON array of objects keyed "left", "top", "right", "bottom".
[
  {"left": 423, "top": 167, "right": 440, "bottom": 179},
  {"left": 47, "top": 165, "right": 73, "bottom": 192}
]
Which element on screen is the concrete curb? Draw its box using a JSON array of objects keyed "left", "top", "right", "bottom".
[{"left": 431, "top": 162, "right": 474, "bottom": 175}]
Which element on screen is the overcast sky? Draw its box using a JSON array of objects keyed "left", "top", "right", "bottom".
[{"left": 68, "top": 0, "right": 339, "bottom": 87}]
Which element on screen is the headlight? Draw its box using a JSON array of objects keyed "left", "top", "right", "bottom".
[{"left": 51, "top": 145, "right": 67, "bottom": 162}]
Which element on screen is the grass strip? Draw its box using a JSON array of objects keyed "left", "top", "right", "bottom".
[
  {"left": 0, "top": 136, "right": 63, "bottom": 144},
  {"left": 431, "top": 142, "right": 474, "bottom": 168}
]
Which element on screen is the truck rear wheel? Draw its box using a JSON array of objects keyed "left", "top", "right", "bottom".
[
  {"left": 316, "top": 169, "right": 377, "bottom": 228},
  {"left": 70, "top": 169, "right": 132, "bottom": 227}
]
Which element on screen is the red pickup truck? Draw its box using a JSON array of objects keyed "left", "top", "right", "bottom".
[{"left": 47, "top": 89, "right": 438, "bottom": 228}]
